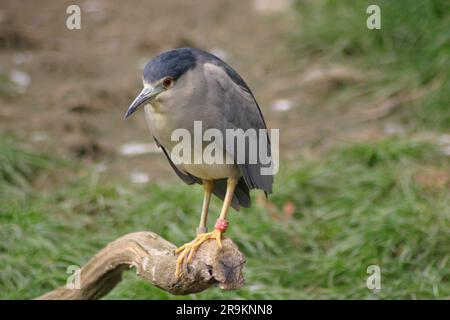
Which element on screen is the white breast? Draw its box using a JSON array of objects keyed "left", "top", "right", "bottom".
[
  {"left": 181, "top": 141, "right": 240, "bottom": 180},
  {"left": 144, "top": 105, "right": 240, "bottom": 180}
]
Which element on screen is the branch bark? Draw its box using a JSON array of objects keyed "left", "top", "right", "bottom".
[{"left": 37, "top": 231, "right": 245, "bottom": 299}]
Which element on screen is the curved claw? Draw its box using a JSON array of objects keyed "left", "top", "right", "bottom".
[
  {"left": 175, "top": 247, "right": 190, "bottom": 277},
  {"left": 174, "top": 230, "right": 223, "bottom": 277}
]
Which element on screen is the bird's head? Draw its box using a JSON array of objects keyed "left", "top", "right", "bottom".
[{"left": 124, "top": 48, "right": 198, "bottom": 119}]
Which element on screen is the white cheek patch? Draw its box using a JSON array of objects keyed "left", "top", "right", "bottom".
[
  {"left": 143, "top": 81, "right": 154, "bottom": 90},
  {"left": 155, "top": 89, "right": 171, "bottom": 103}
]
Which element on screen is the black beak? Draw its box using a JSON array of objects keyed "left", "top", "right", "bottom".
[{"left": 124, "top": 87, "right": 160, "bottom": 119}]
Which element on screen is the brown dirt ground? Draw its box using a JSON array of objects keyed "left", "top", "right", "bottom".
[{"left": 0, "top": 0, "right": 388, "bottom": 183}]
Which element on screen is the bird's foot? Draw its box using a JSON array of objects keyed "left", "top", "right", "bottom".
[{"left": 175, "top": 229, "right": 224, "bottom": 277}]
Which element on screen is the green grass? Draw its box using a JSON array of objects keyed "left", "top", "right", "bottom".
[
  {"left": 293, "top": 0, "right": 450, "bottom": 129},
  {"left": 1, "top": 136, "right": 449, "bottom": 299},
  {"left": 0, "top": 136, "right": 54, "bottom": 198}
]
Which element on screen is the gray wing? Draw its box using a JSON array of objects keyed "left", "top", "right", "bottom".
[
  {"left": 153, "top": 136, "right": 199, "bottom": 185},
  {"left": 203, "top": 62, "right": 273, "bottom": 194}
]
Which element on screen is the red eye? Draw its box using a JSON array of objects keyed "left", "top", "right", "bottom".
[{"left": 162, "top": 78, "right": 172, "bottom": 88}]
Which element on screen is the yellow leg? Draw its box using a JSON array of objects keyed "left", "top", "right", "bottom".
[
  {"left": 175, "top": 177, "right": 238, "bottom": 277},
  {"left": 219, "top": 177, "right": 238, "bottom": 221},
  {"left": 197, "top": 180, "right": 213, "bottom": 234}
]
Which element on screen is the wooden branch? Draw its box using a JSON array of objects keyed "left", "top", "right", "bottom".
[{"left": 37, "top": 231, "right": 245, "bottom": 299}]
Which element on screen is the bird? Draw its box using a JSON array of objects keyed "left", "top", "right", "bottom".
[{"left": 125, "top": 48, "right": 273, "bottom": 277}]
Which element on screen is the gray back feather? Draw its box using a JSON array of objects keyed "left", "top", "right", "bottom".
[{"left": 202, "top": 61, "right": 273, "bottom": 194}]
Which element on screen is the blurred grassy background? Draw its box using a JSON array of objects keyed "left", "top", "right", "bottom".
[
  {"left": 1, "top": 0, "right": 449, "bottom": 299},
  {"left": 293, "top": 0, "right": 450, "bottom": 130},
  {"left": 1, "top": 134, "right": 449, "bottom": 299}
]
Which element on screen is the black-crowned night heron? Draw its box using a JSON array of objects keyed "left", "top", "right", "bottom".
[{"left": 125, "top": 48, "right": 273, "bottom": 276}]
